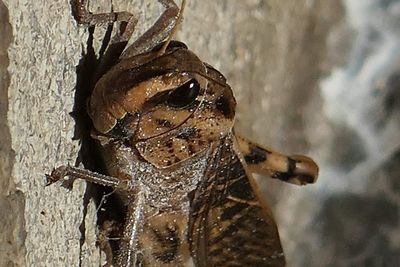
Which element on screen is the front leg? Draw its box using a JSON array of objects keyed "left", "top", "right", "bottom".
[
  {"left": 71, "top": 0, "right": 139, "bottom": 79},
  {"left": 46, "top": 165, "right": 128, "bottom": 189},
  {"left": 72, "top": 0, "right": 134, "bottom": 26},
  {"left": 236, "top": 135, "right": 319, "bottom": 185},
  {"left": 71, "top": 0, "right": 138, "bottom": 45},
  {"left": 71, "top": 0, "right": 183, "bottom": 78}
]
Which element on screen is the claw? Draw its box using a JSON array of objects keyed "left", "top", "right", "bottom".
[{"left": 45, "top": 166, "right": 71, "bottom": 187}]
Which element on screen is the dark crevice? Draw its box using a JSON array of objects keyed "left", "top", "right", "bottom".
[{"left": 71, "top": 24, "right": 125, "bottom": 266}]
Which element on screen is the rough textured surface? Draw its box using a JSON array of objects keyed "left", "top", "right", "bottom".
[
  {"left": 0, "top": 2, "right": 25, "bottom": 267},
  {"left": 2, "top": 0, "right": 399, "bottom": 266},
  {"left": 2, "top": 0, "right": 91, "bottom": 266}
]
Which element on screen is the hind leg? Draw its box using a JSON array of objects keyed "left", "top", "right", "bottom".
[{"left": 236, "top": 135, "right": 319, "bottom": 185}]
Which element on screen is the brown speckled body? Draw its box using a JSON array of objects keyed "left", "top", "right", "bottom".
[
  {"left": 96, "top": 129, "right": 211, "bottom": 266},
  {"left": 47, "top": 1, "right": 319, "bottom": 266}
]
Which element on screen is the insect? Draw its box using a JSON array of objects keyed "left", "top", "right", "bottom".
[{"left": 47, "top": 0, "right": 319, "bottom": 266}]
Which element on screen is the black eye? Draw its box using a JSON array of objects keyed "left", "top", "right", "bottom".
[{"left": 166, "top": 79, "right": 200, "bottom": 108}]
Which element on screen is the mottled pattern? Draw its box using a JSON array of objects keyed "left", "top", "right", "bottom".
[
  {"left": 89, "top": 45, "right": 207, "bottom": 134},
  {"left": 131, "top": 210, "right": 191, "bottom": 267},
  {"left": 151, "top": 225, "right": 179, "bottom": 263},
  {"left": 189, "top": 136, "right": 285, "bottom": 266},
  {"left": 244, "top": 145, "right": 267, "bottom": 164},
  {"left": 237, "top": 136, "right": 318, "bottom": 186},
  {"left": 135, "top": 59, "right": 236, "bottom": 168}
]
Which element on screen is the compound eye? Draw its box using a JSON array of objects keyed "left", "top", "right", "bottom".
[{"left": 166, "top": 78, "right": 200, "bottom": 108}]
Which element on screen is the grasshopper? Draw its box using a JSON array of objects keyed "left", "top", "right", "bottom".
[{"left": 47, "top": 0, "right": 319, "bottom": 266}]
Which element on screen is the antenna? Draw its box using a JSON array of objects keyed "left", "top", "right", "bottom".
[{"left": 157, "top": 0, "right": 187, "bottom": 56}]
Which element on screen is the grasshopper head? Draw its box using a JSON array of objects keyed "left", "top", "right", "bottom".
[{"left": 90, "top": 42, "right": 236, "bottom": 168}]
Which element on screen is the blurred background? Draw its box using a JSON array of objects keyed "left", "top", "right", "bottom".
[{"left": 180, "top": 0, "right": 400, "bottom": 266}]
